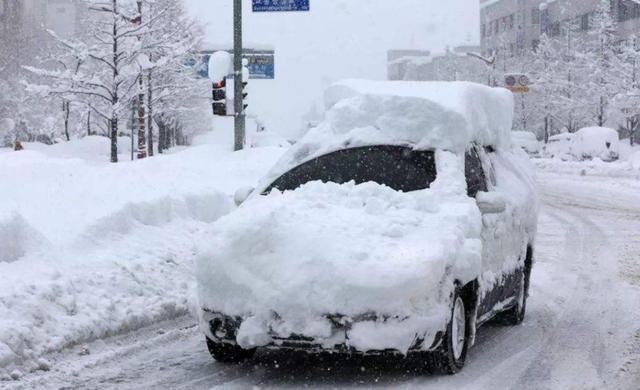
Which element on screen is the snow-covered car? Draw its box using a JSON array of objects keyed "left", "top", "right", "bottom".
[
  {"left": 542, "top": 132, "right": 575, "bottom": 160},
  {"left": 512, "top": 131, "right": 540, "bottom": 156},
  {"left": 571, "top": 127, "right": 619, "bottom": 162},
  {"left": 196, "top": 80, "right": 538, "bottom": 374}
]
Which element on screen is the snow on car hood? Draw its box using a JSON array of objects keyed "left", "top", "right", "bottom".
[{"left": 196, "top": 151, "right": 483, "bottom": 353}]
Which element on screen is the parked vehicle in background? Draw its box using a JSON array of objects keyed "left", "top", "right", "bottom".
[
  {"left": 542, "top": 133, "right": 575, "bottom": 161},
  {"left": 512, "top": 131, "right": 540, "bottom": 157},
  {"left": 571, "top": 127, "right": 619, "bottom": 162}
]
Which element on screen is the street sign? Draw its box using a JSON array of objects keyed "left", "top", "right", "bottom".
[
  {"left": 245, "top": 52, "right": 275, "bottom": 79},
  {"left": 504, "top": 73, "right": 530, "bottom": 93},
  {"left": 252, "top": 0, "right": 310, "bottom": 12},
  {"left": 195, "top": 50, "right": 275, "bottom": 80}
]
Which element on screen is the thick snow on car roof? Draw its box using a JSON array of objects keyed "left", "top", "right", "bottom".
[
  {"left": 324, "top": 79, "right": 514, "bottom": 151},
  {"left": 258, "top": 80, "right": 513, "bottom": 191}
]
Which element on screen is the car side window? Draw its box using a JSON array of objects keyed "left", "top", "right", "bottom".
[{"left": 465, "top": 147, "right": 488, "bottom": 198}]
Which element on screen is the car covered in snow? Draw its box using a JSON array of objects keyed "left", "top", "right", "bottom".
[
  {"left": 542, "top": 132, "right": 575, "bottom": 160},
  {"left": 571, "top": 127, "right": 619, "bottom": 162},
  {"left": 196, "top": 80, "right": 539, "bottom": 374},
  {"left": 512, "top": 131, "right": 540, "bottom": 157}
]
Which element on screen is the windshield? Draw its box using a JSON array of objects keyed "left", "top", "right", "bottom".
[{"left": 264, "top": 145, "right": 437, "bottom": 194}]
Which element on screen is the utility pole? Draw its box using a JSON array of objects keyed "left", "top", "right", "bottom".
[{"left": 233, "top": 0, "right": 245, "bottom": 151}]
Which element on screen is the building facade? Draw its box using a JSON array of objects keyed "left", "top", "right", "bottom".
[
  {"left": 387, "top": 46, "right": 486, "bottom": 83},
  {"left": 480, "top": 0, "right": 640, "bottom": 57}
]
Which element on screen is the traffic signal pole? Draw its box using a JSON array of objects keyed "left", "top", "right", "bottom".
[{"left": 233, "top": 0, "right": 245, "bottom": 151}]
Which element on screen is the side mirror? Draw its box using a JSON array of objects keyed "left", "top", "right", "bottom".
[
  {"left": 476, "top": 191, "right": 507, "bottom": 215},
  {"left": 234, "top": 186, "right": 255, "bottom": 206}
]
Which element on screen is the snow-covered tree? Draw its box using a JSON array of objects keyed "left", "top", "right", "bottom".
[
  {"left": 136, "top": 0, "right": 206, "bottom": 154},
  {"left": 24, "top": 0, "right": 163, "bottom": 162},
  {"left": 583, "top": 0, "right": 623, "bottom": 127}
]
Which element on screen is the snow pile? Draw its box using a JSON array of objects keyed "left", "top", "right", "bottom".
[
  {"left": 0, "top": 135, "right": 287, "bottom": 376},
  {"left": 197, "top": 151, "right": 483, "bottom": 353},
  {"left": 17, "top": 136, "right": 135, "bottom": 163},
  {"left": 0, "top": 212, "right": 49, "bottom": 263},
  {"left": 257, "top": 80, "right": 513, "bottom": 191},
  {"left": 248, "top": 130, "right": 290, "bottom": 148},
  {"left": 571, "top": 127, "right": 619, "bottom": 162}
]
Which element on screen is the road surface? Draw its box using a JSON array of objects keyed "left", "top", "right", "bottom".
[{"left": 4, "top": 171, "right": 640, "bottom": 390}]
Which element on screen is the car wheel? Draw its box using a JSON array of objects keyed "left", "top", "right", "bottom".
[
  {"left": 206, "top": 337, "right": 256, "bottom": 363},
  {"left": 430, "top": 287, "right": 469, "bottom": 374},
  {"left": 496, "top": 266, "right": 530, "bottom": 325}
]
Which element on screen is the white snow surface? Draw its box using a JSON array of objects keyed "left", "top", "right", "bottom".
[
  {"left": 0, "top": 133, "right": 287, "bottom": 376},
  {"left": 256, "top": 80, "right": 514, "bottom": 192},
  {"left": 197, "top": 151, "right": 483, "bottom": 353}
]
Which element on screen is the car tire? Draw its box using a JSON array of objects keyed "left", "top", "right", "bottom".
[
  {"left": 429, "top": 286, "right": 469, "bottom": 375},
  {"left": 206, "top": 337, "right": 256, "bottom": 363},
  {"left": 496, "top": 266, "right": 530, "bottom": 325}
]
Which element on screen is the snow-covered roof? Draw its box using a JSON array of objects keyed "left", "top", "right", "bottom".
[{"left": 257, "top": 80, "right": 513, "bottom": 191}]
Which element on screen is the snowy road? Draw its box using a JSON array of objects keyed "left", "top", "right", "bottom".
[{"left": 4, "top": 171, "right": 640, "bottom": 390}]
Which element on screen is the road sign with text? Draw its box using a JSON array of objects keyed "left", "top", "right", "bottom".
[{"left": 252, "top": 0, "right": 310, "bottom": 12}]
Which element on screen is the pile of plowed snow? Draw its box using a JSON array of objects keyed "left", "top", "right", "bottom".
[{"left": 0, "top": 134, "right": 286, "bottom": 377}]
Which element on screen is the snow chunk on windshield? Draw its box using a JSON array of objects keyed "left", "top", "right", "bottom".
[{"left": 257, "top": 80, "right": 513, "bottom": 193}]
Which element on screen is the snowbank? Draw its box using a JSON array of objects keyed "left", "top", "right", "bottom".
[
  {"left": 197, "top": 151, "right": 483, "bottom": 353},
  {"left": 256, "top": 80, "right": 514, "bottom": 192},
  {"left": 0, "top": 212, "right": 49, "bottom": 263},
  {"left": 18, "top": 136, "right": 134, "bottom": 163},
  {"left": 0, "top": 136, "right": 287, "bottom": 376}
]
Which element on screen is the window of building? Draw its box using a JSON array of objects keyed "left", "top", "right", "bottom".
[
  {"left": 550, "top": 22, "right": 561, "bottom": 37},
  {"left": 509, "top": 43, "right": 515, "bottom": 57},
  {"left": 495, "top": 19, "right": 499, "bottom": 34},
  {"left": 502, "top": 16, "right": 508, "bottom": 32},
  {"left": 509, "top": 14, "right": 515, "bottom": 29},
  {"left": 487, "top": 21, "right": 492, "bottom": 36},
  {"left": 532, "top": 39, "right": 540, "bottom": 51},
  {"left": 482, "top": 23, "right": 486, "bottom": 38},
  {"left": 531, "top": 7, "right": 540, "bottom": 25}
]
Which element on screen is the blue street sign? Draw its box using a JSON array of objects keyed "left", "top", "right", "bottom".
[
  {"left": 246, "top": 53, "right": 275, "bottom": 79},
  {"left": 252, "top": 0, "right": 309, "bottom": 12}
]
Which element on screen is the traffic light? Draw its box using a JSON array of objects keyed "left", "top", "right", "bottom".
[
  {"left": 212, "top": 78, "right": 227, "bottom": 116},
  {"left": 242, "top": 81, "right": 248, "bottom": 111}
]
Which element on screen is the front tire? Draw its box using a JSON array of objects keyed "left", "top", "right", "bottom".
[
  {"left": 430, "top": 287, "right": 469, "bottom": 374},
  {"left": 206, "top": 338, "right": 256, "bottom": 363}
]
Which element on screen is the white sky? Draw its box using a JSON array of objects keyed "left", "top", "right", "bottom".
[{"left": 184, "top": 0, "right": 480, "bottom": 138}]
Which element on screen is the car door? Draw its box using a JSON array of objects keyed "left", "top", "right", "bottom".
[{"left": 465, "top": 146, "right": 519, "bottom": 323}]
